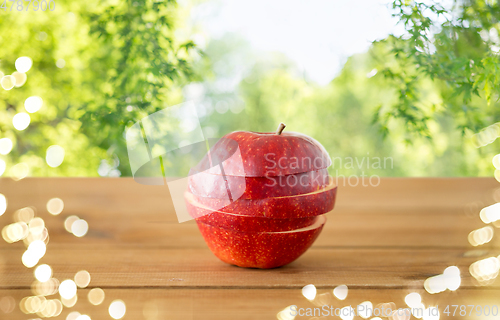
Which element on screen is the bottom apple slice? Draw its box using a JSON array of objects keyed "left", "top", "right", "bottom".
[{"left": 197, "top": 215, "right": 326, "bottom": 269}]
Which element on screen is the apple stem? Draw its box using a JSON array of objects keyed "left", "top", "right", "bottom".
[{"left": 276, "top": 122, "right": 286, "bottom": 135}]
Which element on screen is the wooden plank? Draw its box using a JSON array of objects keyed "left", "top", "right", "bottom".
[
  {"left": 0, "top": 246, "right": 498, "bottom": 288},
  {"left": 1, "top": 288, "right": 499, "bottom": 320},
  {"left": 0, "top": 177, "right": 498, "bottom": 248}
]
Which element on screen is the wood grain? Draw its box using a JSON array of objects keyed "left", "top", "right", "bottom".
[{"left": 0, "top": 177, "right": 500, "bottom": 319}]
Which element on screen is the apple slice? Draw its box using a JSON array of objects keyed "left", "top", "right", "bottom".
[
  {"left": 187, "top": 197, "right": 320, "bottom": 232},
  {"left": 184, "top": 177, "right": 337, "bottom": 219},
  {"left": 188, "top": 169, "right": 330, "bottom": 200},
  {"left": 196, "top": 215, "right": 326, "bottom": 268},
  {"left": 190, "top": 131, "right": 332, "bottom": 177}
]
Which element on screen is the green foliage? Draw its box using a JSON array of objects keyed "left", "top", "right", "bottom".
[
  {"left": 376, "top": 0, "right": 500, "bottom": 137},
  {"left": 0, "top": 0, "right": 196, "bottom": 176}
]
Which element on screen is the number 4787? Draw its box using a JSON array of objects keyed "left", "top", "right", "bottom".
[{"left": 1, "top": 0, "right": 56, "bottom": 11}]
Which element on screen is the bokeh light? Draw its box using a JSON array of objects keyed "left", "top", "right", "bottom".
[
  {"left": 12, "top": 72, "right": 27, "bottom": 87},
  {"left": 67, "top": 311, "right": 81, "bottom": 320},
  {"left": 24, "top": 96, "right": 43, "bottom": 113},
  {"left": 480, "top": 203, "right": 500, "bottom": 223},
  {"left": 2, "top": 222, "right": 29, "bottom": 243},
  {"left": 340, "top": 306, "right": 355, "bottom": 320},
  {"left": 468, "top": 226, "right": 494, "bottom": 246},
  {"left": 47, "top": 198, "right": 64, "bottom": 215},
  {"left": 46, "top": 145, "right": 65, "bottom": 167},
  {"left": 404, "top": 292, "right": 421, "bottom": 308},
  {"left": 15, "top": 56, "right": 33, "bottom": 73},
  {"left": 333, "top": 284, "right": 348, "bottom": 300},
  {"left": 0, "top": 138, "right": 13, "bottom": 155},
  {"left": 59, "top": 279, "right": 77, "bottom": 299},
  {"left": 32, "top": 278, "right": 59, "bottom": 296},
  {"left": 470, "top": 256, "right": 500, "bottom": 284},
  {"left": 88, "top": 288, "right": 105, "bottom": 305},
  {"left": 109, "top": 300, "right": 126, "bottom": 319},
  {"left": 74, "top": 270, "right": 91, "bottom": 288},
  {"left": 65, "top": 215, "right": 80, "bottom": 233},
  {"left": 14, "top": 207, "right": 35, "bottom": 223},
  {"left": 358, "top": 301, "right": 372, "bottom": 319},
  {"left": 56, "top": 59, "right": 66, "bottom": 68},
  {"left": 76, "top": 315, "right": 91, "bottom": 320},
  {"left": 301, "top": 284, "right": 316, "bottom": 300},
  {"left": 0, "top": 296, "right": 16, "bottom": 313},
  {"left": 276, "top": 305, "right": 296, "bottom": 320},
  {"left": 0, "top": 194, "right": 6, "bottom": 216},
  {"left": 61, "top": 294, "right": 78, "bottom": 308},
  {"left": 11, "top": 163, "right": 29, "bottom": 180},
  {"left": 12, "top": 113, "right": 30, "bottom": 131},
  {"left": 34, "top": 264, "right": 52, "bottom": 282},
  {"left": 71, "top": 219, "right": 89, "bottom": 237},
  {"left": 1, "top": 75, "right": 16, "bottom": 90}
]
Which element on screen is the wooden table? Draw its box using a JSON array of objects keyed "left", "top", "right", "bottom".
[{"left": 1, "top": 177, "right": 499, "bottom": 319}]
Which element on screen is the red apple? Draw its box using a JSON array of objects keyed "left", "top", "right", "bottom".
[
  {"left": 184, "top": 178, "right": 336, "bottom": 219},
  {"left": 186, "top": 124, "right": 335, "bottom": 268},
  {"left": 188, "top": 169, "right": 330, "bottom": 199},
  {"left": 196, "top": 215, "right": 326, "bottom": 268}
]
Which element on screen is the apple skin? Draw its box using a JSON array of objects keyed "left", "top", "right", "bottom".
[
  {"left": 184, "top": 179, "right": 336, "bottom": 219},
  {"left": 188, "top": 169, "right": 330, "bottom": 200},
  {"left": 190, "top": 131, "right": 332, "bottom": 177},
  {"left": 196, "top": 216, "right": 326, "bottom": 268}
]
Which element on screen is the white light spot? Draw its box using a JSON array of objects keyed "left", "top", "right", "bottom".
[
  {"left": 13, "top": 113, "right": 30, "bottom": 131},
  {"left": 340, "top": 306, "right": 355, "bottom": 320},
  {"left": 24, "top": 96, "right": 43, "bottom": 113},
  {"left": 301, "top": 284, "right": 316, "bottom": 300},
  {"left": 22, "top": 250, "right": 39, "bottom": 268},
  {"left": 74, "top": 270, "right": 91, "bottom": 288},
  {"left": 65, "top": 215, "right": 79, "bottom": 233},
  {"left": 88, "top": 288, "right": 105, "bottom": 305},
  {"left": 46, "top": 145, "right": 65, "bottom": 167},
  {"left": 109, "top": 300, "right": 126, "bottom": 319},
  {"left": 56, "top": 59, "right": 66, "bottom": 68},
  {"left": 59, "top": 280, "right": 77, "bottom": 299},
  {"left": 46, "top": 198, "right": 64, "bottom": 215},
  {"left": 1, "top": 75, "right": 16, "bottom": 90},
  {"left": 28, "top": 239, "right": 46, "bottom": 260},
  {"left": 76, "top": 315, "right": 91, "bottom": 320},
  {"left": 404, "top": 292, "right": 422, "bottom": 308},
  {"left": 71, "top": 219, "right": 88, "bottom": 237},
  {"left": 10, "top": 163, "right": 29, "bottom": 180},
  {"left": 215, "top": 100, "right": 229, "bottom": 114},
  {"left": 358, "top": 301, "right": 372, "bottom": 319},
  {"left": 12, "top": 72, "right": 27, "bottom": 87},
  {"left": 15, "top": 57, "right": 33, "bottom": 73},
  {"left": 34, "top": 264, "right": 52, "bottom": 282},
  {"left": 366, "top": 68, "right": 378, "bottom": 78},
  {"left": 0, "top": 138, "right": 13, "bottom": 155},
  {"left": 333, "top": 284, "right": 348, "bottom": 300},
  {"left": 66, "top": 311, "right": 81, "bottom": 320}
]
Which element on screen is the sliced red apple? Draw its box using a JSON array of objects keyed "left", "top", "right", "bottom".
[
  {"left": 196, "top": 215, "right": 326, "bottom": 268},
  {"left": 188, "top": 169, "right": 330, "bottom": 200},
  {"left": 184, "top": 177, "right": 337, "bottom": 219}
]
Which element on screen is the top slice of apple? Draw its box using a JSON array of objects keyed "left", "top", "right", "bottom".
[{"left": 189, "top": 126, "right": 332, "bottom": 177}]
